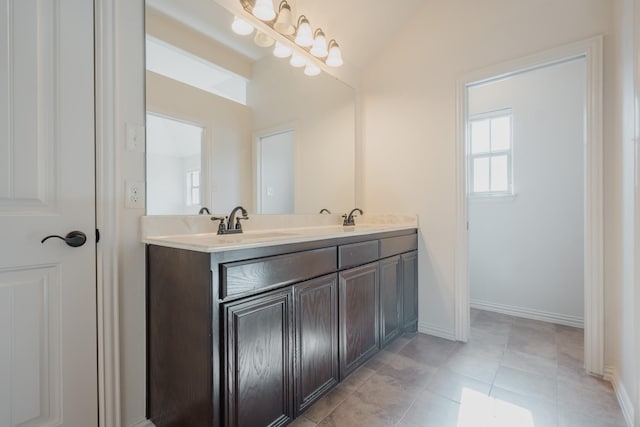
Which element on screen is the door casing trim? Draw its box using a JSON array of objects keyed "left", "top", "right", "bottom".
[{"left": 453, "top": 36, "right": 604, "bottom": 375}]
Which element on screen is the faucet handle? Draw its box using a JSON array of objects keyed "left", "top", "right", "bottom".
[
  {"left": 211, "top": 216, "right": 227, "bottom": 234},
  {"left": 235, "top": 215, "right": 249, "bottom": 230}
]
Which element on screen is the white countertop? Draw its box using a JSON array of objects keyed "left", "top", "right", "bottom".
[{"left": 141, "top": 214, "right": 418, "bottom": 253}]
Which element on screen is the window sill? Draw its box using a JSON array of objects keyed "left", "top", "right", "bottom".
[{"left": 469, "top": 193, "right": 518, "bottom": 202}]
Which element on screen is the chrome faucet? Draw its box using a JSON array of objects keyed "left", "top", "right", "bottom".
[
  {"left": 343, "top": 208, "right": 363, "bottom": 226},
  {"left": 211, "top": 206, "right": 249, "bottom": 235},
  {"left": 198, "top": 207, "right": 210, "bottom": 214}
]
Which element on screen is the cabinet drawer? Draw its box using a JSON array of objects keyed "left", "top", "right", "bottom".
[
  {"left": 221, "top": 247, "right": 337, "bottom": 299},
  {"left": 379, "top": 234, "right": 418, "bottom": 258},
  {"left": 338, "top": 240, "right": 379, "bottom": 269}
]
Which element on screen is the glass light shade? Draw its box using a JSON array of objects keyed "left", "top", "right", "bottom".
[
  {"left": 294, "top": 16, "right": 314, "bottom": 47},
  {"left": 254, "top": 31, "right": 274, "bottom": 47},
  {"left": 325, "top": 40, "right": 343, "bottom": 67},
  {"left": 274, "top": 2, "right": 295, "bottom": 35},
  {"left": 304, "top": 62, "right": 321, "bottom": 76},
  {"left": 231, "top": 16, "right": 254, "bottom": 35},
  {"left": 273, "top": 41, "right": 292, "bottom": 58},
  {"left": 310, "top": 30, "right": 328, "bottom": 57},
  {"left": 290, "top": 52, "right": 306, "bottom": 67},
  {"left": 252, "top": 0, "right": 276, "bottom": 21}
]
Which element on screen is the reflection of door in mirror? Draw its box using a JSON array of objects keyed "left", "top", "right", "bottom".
[
  {"left": 257, "top": 130, "right": 295, "bottom": 214},
  {"left": 146, "top": 113, "right": 204, "bottom": 215}
]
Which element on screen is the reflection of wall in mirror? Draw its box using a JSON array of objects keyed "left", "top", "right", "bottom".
[{"left": 249, "top": 55, "right": 355, "bottom": 215}]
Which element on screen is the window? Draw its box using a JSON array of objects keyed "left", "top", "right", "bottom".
[
  {"left": 187, "top": 170, "right": 201, "bottom": 206},
  {"left": 469, "top": 110, "right": 513, "bottom": 196}
]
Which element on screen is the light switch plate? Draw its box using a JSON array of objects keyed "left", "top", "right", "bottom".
[
  {"left": 126, "top": 123, "right": 145, "bottom": 152},
  {"left": 125, "top": 181, "right": 145, "bottom": 209}
]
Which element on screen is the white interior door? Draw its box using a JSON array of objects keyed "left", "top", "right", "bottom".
[
  {"left": 0, "top": 1, "right": 97, "bottom": 426},
  {"left": 258, "top": 130, "right": 295, "bottom": 214}
]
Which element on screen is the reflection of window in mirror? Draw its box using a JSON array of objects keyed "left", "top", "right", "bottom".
[{"left": 146, "top": 113, "right": 204, "bottom": 215}]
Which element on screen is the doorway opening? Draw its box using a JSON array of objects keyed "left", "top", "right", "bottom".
[{"left": 454, "top": 37, "right": 604, "bottom": 375}]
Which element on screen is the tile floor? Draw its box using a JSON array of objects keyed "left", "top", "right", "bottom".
[{"left": 291, "top": 309, "right": 627, "bottom": 427}]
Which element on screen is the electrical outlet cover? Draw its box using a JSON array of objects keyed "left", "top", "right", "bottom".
[{"left": 125, "top": 181, "right": 145, "bottom": 209}]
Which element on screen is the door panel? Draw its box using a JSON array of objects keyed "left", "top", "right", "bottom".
[
  {"left": 293, "top": 274, "right": 338, "bottom": 414},
  {"left": 0, "top": 1, "right": 96, "bottom": 426},
  {"left": 339, "top": 263, "right": 379, "bottom": 378},
  {"left": 380, "top": 256, "right": 402, "bottom": 345},
  {"left": 402, "top": 251, "right": 419, "bottom": 331},
  {"left": 224, "top": 288, "right": 294, "bottom": 427}
]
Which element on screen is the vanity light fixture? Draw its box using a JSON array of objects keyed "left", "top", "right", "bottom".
[
  {"left": 304, "top": 62, "right": 321, "bottom": 76},
  {"left": 310, "top": 29, "right": 328, "bottom": 58},
  {"left": 273, "top": 41, "right": 292, "bottom": 58},
  {"left": 231, "top": 16, "right": 254, "bottom": 35},
  {"left": 325, "top": 39, "right": 343, "bottom": 67},
  {"left": 252, "top": 0, "right": 276, "bottom": 21},
  {"left": 254, "top": 30, "right": 275, "bottom": 47},
  {"left": 273, "top": 1, "right": 295, "bottom": 35},
  {"left": 294, "top": 15, "right": 314, "bottom": 47},
  {"left": 290, "top": 51, "right": 307, "bottom": 67},
  {"left": 233, "top": 0, "right": 345, "bottom": 76}
]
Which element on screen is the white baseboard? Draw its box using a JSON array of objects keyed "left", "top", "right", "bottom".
[
  {"left": 128, "top": 419, "right": 155, "bottom": 427},
  {"left": 418, "top": 322, "right": 457, "bottom": 341},
  {"left": 470, "top": 299, "right": 584, "bottom": 328},
  {"left": 603, "top": 366, "right": 634, "bottom": 427}
]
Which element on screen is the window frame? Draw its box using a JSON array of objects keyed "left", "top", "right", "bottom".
[
  {"left": 467, "top": 109, "right": 514, "bottom": 198},
  {"left": 186, "top": 169, "right": 201, "bottom": 206}
]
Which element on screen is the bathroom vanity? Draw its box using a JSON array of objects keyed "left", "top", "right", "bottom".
[{"left": 144, "top": 217, "right": 418, "bottom": 427}]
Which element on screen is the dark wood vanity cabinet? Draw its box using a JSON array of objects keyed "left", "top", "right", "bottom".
[{"left": 147, "top": 228, "right": 418, "bottom": 427}]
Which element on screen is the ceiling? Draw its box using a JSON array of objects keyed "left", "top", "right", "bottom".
[{"left": 146, "top": 0, "right": 426, "bottom": 76}]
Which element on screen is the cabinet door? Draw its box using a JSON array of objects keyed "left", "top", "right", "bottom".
[
  {"left": 293, "top": 274, "right": 339, "bottom": 414},
  {"left": 339, "top": 263, "right": 379, "bottom": 378},
  {"left": 402, "top": 251, "right": 419, "bottom": 331},
  {"left": 380, "top": 256, "right": 402, "bottom": 346},
  {"left": 224, "top": 288, "right": 293, "bottom": 427}
]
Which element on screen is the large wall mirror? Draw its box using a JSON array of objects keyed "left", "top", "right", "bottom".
[{"left": 144, "top": 0, "right": 356, "bottom": 215}]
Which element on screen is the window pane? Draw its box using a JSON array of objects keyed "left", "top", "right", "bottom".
[
  {"left": 473, "top": 157, "right": 490, "bottom": 192},
  {"left": 192, "top": 188, "right": 200, "bottom": 205},
  {"left": 491, "top": 155, "right": 509, "bottom": 192},
  {"left": 491, "top": 116, "right": 511, "bottom": 151},
  {"left": 192, "top": 170, "right": 200, "bottom": 187},
  {"left": 470, "top": 120, "right": 490, "bottom": 154}
]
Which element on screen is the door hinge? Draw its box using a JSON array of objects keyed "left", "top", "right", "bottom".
[{"left": 96, "top": 228, "right": 100, "bottom": 243}]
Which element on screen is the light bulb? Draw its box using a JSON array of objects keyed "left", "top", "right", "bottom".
[
  {"left": 310, "top": 29, "right": 328, "bottom": 58},
  {"left": 290, "top": 52, "right": 306, "bottom": 68},
  {"left": 294, "top": 16, "right": 314, "bottom": 47},
  {"left": 273, "top": 41, "right": 292, "bottom": 58},
  {"left": 253, "top": 0, "right": 276, "bottom": 21},
  {"left": 274, "top": 1, "right": 295, "bottom": 35},
  {"left": 254, "top": 31, "right": 274, "bottom": 47},
  {"left": 325, "top": 40, "right": 343, "bottom": 67},
  {"left": 231, "top": 16, "right": 254, "bottom": 36},
  {"left": 304, "top": 62, "right": 321, "bottom": 76}
]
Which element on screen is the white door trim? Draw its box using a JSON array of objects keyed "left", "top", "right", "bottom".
[
  {"left": 95, "top": 0, "right": 122, "bottom": 426},
  {"left": 454, "top": 36, "right": 604, "bottom": 375}
]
